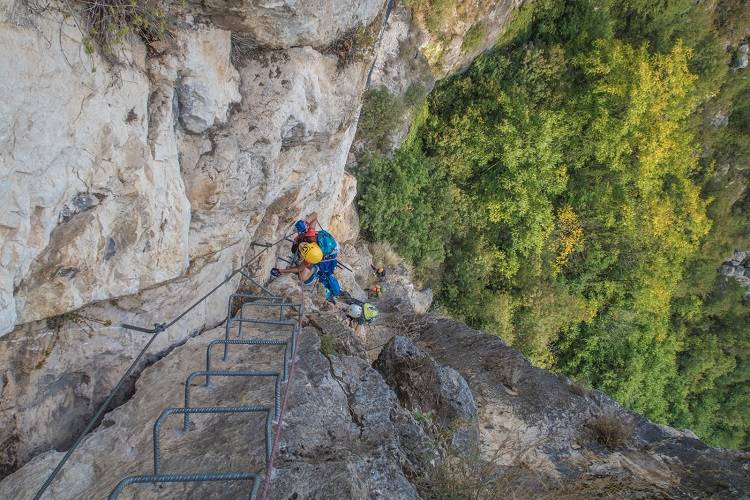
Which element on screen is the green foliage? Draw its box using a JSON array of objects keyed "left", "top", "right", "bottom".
[
  {"left": 406, "top": 0, "right": 458, "bottom": 34},
  {"left": 496, "top": 0, "right": 534, "bottom": 48},
  {"left": 461, "top": 22, "right": 486, "bottom": 53},
  {"left": 412, "top": 408, "right": 435, "bottom": 426},
  {"left": 403, "top": 83, "right": 429, "bottom": 107},
  {"left": 73, "top": 0, "right": 169, "bottom": 58},
  {"left": 356, "top": 87, "right": 405, "bottom": 154},
  {"left": 669, "top": 280, "right": 750, "bottom": 448},
  {"left": 357, "top": 0, "right": 750, "bottom": 449},
  {"left": 358, "top": 142, "right": 453, "bottom": 275},
  {"left": 319, "top": 334, "right": 336, "bottom": 356}
]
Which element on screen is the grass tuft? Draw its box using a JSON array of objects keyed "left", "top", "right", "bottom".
[
  {"left": 461, "top": 22, "right": 486, "bottom": 53},
  {"left": 587, "top": 411, "right": 634, "bottom": 450},
  {"left": 74, "top": 0, "right": 170, "bottom": 58}
]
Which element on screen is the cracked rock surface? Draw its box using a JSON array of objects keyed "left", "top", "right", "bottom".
[
  {"left": 415, "top": 318, "right": 750, "bottom": 498},
  {"left": 0, "top": 304, "right": 433, "bottom": 499}
]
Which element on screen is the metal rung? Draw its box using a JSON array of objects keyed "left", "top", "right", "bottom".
[
  {"left": 153, "top": 406, "right": 272, "bottom": 475},
  {"left": 232, "top": 318, "right": 296, "bottom": 326},
  {"left": 211, "top": 338, "right": 289, "bottom": 379},
  {"left": 239, "top": 301, "right": 300, "bottom": 308},
  {"left": 229, "top": 292, "right": 284, "bottom": 300},
  {"left": 184, "top": 371, "right": 281, "bottom": 430},
  {"left": 109, "top": 471, "right": 261, "bottom": 500},
  {"left": 239, "top": 300, "right": 301, "bottom": 324},
  {"left": 121, "top": 323, "right": 165, "bottom": 334}
]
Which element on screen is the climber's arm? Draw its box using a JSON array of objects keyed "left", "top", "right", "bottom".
[
  {"left": 305, "top": 212, "right": 318, "bottom": 228},
  {"left": 277, "top": 263, "right": 305, "bottom": 274}
]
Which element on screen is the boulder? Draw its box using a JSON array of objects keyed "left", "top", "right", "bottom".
[
  {"left": 736, "top": 43, "right": 748, "bottom": 69},
  {"left": 308, "top": 312, "right": 367, "bottom": 358},
  {"left": 385, "top": 265, "right": 433, "bottom": 314},
  {"left": 416, "top": 318, "right": 750, "bottom": 496},
  {"left": 375, "top": 335, "right": 478, "bottom": 452}
]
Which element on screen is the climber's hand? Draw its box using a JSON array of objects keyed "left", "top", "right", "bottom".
[{"left": 270, "top": 268, "right": 281, "bottom": 278}]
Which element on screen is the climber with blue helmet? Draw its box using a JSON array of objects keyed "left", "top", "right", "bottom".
[{"left": 271, "top": 211, "right": 342, "bottom": 302}]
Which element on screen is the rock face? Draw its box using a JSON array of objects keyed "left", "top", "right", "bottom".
[
  {"left": 375, "top": 336, "right": 478, "bottom": 452},
  {"left": 0, "top": 0, "right": 377, "bottom": 475},
  {"left": 375, "top": 336, "right": 476, "bottom": 425},
  {"left": 175, "top": 28, "right": 241, "bottom": 134},
  {"left": 0, "top": 311, "right": 435, "bottom": 499},
  {"left": 368, "top": 0, "right": 522, "bottom": 95},
  {"left": 720, "top": 250, "right": 750, "bottom": 298},
  {"left": 416, "top": 318, "right": 750, "bottom": 498},
  {"left": 196, "top": 0, "right": 385, "bottom": 49},
  {"left": 0, "top": 14, "right": 189, "bottom": 333}
]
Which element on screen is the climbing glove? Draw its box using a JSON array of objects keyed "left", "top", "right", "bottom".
[{"left": 270, "top": 267, "right": 281, "bottom": 278}]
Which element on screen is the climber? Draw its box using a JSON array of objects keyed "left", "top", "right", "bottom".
[
  {"left": 271, "top": 241, "right": 324, "bottom": 286},
  {"left": 371, "top": 264, "right": 386, "bottom": 281},
  {"left": 273, "top": 211, "right": 343, "bottom": 302},
  {"left": 368, "top": 284, "right": 384, "bottom": 298},
  {"left": 343, "top": 298, "right": 379, "bottom": 334}
]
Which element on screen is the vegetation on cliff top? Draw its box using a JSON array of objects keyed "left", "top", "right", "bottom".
[{"left": 356, "top": 0, "right": 750, "bottom": 449}]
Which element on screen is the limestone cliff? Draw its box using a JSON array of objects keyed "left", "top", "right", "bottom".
[
  {"left": 1, "top": 1, "right": 748, "bottom": 498},
  {"left": 0, "top": 0, "right": 516, "bottom": 480}
]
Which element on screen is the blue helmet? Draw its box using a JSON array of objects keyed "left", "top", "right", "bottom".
[{"left": 294, "top": 219, "right": 307, "bottom": 233}]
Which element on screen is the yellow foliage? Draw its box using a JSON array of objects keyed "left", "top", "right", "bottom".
[
  {"left": 487, "top": 201, "right": 504, "bottom": 223},
  {"left": 552, "top": 205, "right": 584, "bottom": 274}
]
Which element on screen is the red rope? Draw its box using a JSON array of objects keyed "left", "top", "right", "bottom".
[{"left": 259, "top": 284, "right": 304, "bottom": 500}]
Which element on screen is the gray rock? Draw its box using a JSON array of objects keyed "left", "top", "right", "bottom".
[
  {"left": 195, "top": 0, "right": 385, "bottom": 49},
  {"left": 0, "top": 321, "right": 433, "bottom": 498},
  {"left": 730, "top": 250, "right": 747, "bottom": 265},
  {"left": 709, "top": 109, "right": 730, "bottom": 128},
  {"left": 416, "top": 318, "right": 750, "bottom": 498},
  {"left": 735, "top": 43, "right": 748, "bottom": 69},
  {"left": 174, "top": 28, "right": 240, "bottom": 134},
  {"left": 308, "top": 312, "right": 367, "bottom": 358},
  {"left": 374, "top": 336, "right": 478, "bottom": 452}
]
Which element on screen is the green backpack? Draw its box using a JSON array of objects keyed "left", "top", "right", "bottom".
[{"left": 363, "top": 303, "right": 379, "bottom": 322}]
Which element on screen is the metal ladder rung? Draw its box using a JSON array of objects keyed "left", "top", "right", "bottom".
[
  {"left": 239, "top": 302, "right": 301, "bottom": 308},
  {"left": 208, "top": 339, "right": 290, "bottom": 380},
  {"left": 154, "top": 405, "right": 273, "bottom": 474},
  {"left": 231, "top": 318, "right": 296, "bottom": 326},
  {"left": 109, "top": 471, "right": 261, "bottom": 500},
  {"left": 230, "top": 293, "right": 286, "bottom": 301},
  {"left": 184, "top": 371, "right": 282, "bottom": 428}
]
